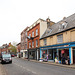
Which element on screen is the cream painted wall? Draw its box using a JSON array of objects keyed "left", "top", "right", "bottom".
[
  {"left": 40, "top": 29, "right": 75, "bottom": 47},
  {"left": 40, "top": 22, "right": 47, "bottom": 38}
]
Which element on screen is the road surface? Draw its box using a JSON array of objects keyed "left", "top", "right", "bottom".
[{"left": 2, "top": 57, "right": 75, "bottom": 75}]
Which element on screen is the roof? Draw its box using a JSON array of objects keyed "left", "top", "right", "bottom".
[
  {"left": 21, "top": 26, "right": 29, "bottom": 35},
  {"left": 40, "top": 13, "right": 75, "bottom": 39},
  {"left": 27, "top": 18, "right": 46, "bottom": 31}
]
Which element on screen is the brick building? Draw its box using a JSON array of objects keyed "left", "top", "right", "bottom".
[
  {"left": 20, "top": 27, "right": 29, "bottom": 58},
  {"left": 27, "top": 18, "right": 55, "bottom": 60}
]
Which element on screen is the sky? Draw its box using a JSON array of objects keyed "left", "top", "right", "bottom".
[{"left": 0, "top": 0, "right": 75, "bottom": 46}]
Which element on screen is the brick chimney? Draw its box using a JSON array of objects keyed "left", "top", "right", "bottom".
[{"left": 46, "top": 17, "right": 50, "bottom": 28}]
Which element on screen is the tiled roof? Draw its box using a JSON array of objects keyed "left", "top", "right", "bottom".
[{"left": 40, "top": 13, "right": 75, "bottom": 39}]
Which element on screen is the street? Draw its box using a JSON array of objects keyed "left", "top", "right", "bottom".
[{"left": 2, "top": 57, "right": 75, "bottom": 75}]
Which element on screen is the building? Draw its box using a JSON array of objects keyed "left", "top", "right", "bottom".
[
  {"left": 16, "top": 43, "right": 21, "bottom": 57},
  {"left": 0, "top": 44, "right": 8, "bottom": 54},
  {"left": 40, "top": 13, "right": 75, "bottom": 64},
  {"left": 20, "top": 27, "right": 29, "bottom": 58},
  {"left": 27, "top": 18, "right": 55, "bottom": 60}
]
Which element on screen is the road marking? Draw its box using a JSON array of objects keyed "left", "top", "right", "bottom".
[
  {"left": 13, "top": 63, "right": 37, "bottom": 74},
  {"left": 31, "top": 71, "right": 36, "bottom": 74}
]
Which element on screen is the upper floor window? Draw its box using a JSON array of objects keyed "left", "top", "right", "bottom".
[
  {"left": 26, "top": 32, "right": 27, "bottom": 36},
  {"left": 26, "top": 38, "right": 27, "bottom": 42},
  {"left": 32, "top": 41, "right": 34, "bottom": 48},
  {"left": 36, "top": 40, "right": 38, "bottom": 47},
  {"left": 32, "top": 31, "right": 34, "bottom": 37},
  {"left": 57, "top": 34, "right": 63, "bottom": 43},
  {"left": 29, "top": 42, "right": 31, "bottom": 48},
  {"left": 36, "top": 29, "right": 38, "bottom": 36},
  {"left": 29, "top": 33, "right": 31, "bottom": 37},
  {"left": 44, "top": 39, "right": 47, "bottom": 45}
]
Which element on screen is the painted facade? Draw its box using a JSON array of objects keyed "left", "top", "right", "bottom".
[{"left": 40, "top": 13, "right": 75, "bottom": 64}]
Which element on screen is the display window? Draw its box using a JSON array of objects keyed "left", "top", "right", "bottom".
[
  {"left": 48, "top": 50, "right": 53, "bottom": 60},
  {"left": 42, "top": 50, "right": 47, "bottom": 59}
]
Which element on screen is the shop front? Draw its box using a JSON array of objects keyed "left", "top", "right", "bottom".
[
  {"left": 40, "top": 42, "right": 75, "bottom": 64},
  {"left": 28, "top": 48, "right": 40, "bottom": 60},
  {"left": 41, "top": 49, "right": 57, "bottom": 62},
  {"left": 73, "top": 48, "right": 75, "bottom": 64}
]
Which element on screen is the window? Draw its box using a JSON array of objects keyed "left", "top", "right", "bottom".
[
  {"left": 36, "top": 40, "right": 38, "bottom": 47},
  {"left": 25, "top": 44, "right": 27, "bottom": 49},
  {"left": 44, "top": 39, "right": 47, "bottom": 45},
  {"left": 36, "top": 29, "right": 38, "bottom": 36},
  {"left": 29, "top": 34, "right": 31, "bottom": 37},
  {"left": 32, "top": 31, "right": 34, "bottom": 37},
  {"left": 26, "top": 38, "right": 27, "bottom": 42},
  {"left": 62, "top": 21, "right": 68, "bottom": 29},
  {"left": 29, "top": 42, "right": 31, "bottom": 48},
  {"left": 26, "top": 32, "right": 27, "bottom": 36},
  {"left": 57, "top": 34, "right": 63, "bottom": 43},
  {"left": 32, "top": 41, "right": 34, "bottom": 48}
]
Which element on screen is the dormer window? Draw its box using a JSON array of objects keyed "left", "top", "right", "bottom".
[{"left": 61, "top": 21, "right": 68, "bottom": 29}]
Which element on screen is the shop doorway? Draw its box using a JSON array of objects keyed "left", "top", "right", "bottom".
[
  {"left": 58, "top": 49, "right": 69, "bottom": 61},
  {"left": 73, "top": 48, "right": 75, "bottom": 64}
]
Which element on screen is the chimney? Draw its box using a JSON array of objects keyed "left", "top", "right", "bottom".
[
  {"left": 46, "top": 17, "right": 50, "bottom": 28},
  {"left": 63, "top": 17, "right": 66, "bottom": 20}
]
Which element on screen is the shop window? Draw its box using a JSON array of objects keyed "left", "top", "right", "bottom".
[
  {"left": 57, "top": 34, "right": 63, "bottom": 43},
  {"left": 48, "top": 50, "right": 53, "bottom": 60},
  {"left": 42, "top": 50, "right": 47, "bottom": 58},
  {"left": 44, "top": 39, "right": 47, "bottom": 45}
]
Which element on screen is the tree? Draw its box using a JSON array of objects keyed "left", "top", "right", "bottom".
[{"left": 8, "top": 42, "right": 17, "bottom": 54}]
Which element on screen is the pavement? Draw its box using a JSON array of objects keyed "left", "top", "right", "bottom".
[
  {"left": 0, "top": 63, "right": 7, "bottom": 75},
  {"left": 23, "top": 58, "right": 75, "bottom": 69}
]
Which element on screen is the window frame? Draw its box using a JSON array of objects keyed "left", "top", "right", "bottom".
[
  {"left": 36, "top": 40, "right": 38, "bottom": 47},
  {"left": 57, "top": 34, "right": 63, "bottom": 43},
  {"left": 44, "top": 39, "right": 47, "bottom": 45},
  {"left": 36, "top": 29, "right": 38, "bottom": 36}
]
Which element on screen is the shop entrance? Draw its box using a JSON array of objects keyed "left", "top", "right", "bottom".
[
  {"left": 73, "top": 48, "right": 75, "bottom": 64},
  {"left": 58, "top": 49, "right": 69, "bottom": 61},
  {"left": 29, "top": 51, "right": 36, "bottom": 59}
]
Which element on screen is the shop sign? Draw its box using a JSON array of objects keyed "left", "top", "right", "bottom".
[{"left": 41, "top": 45, "right": 69, "bottom": 50}]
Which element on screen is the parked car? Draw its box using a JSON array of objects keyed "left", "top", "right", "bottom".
[
  {"left": 11, "top": 54, "right": 15, "bottom": 57},
  {"left": 1, "top": 54, "right": 12, "bottom": 64}
]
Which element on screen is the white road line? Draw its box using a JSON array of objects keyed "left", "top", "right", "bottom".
[
  {"left": 13, "top": 63, "right": 37, "bottom": 74},
  {"left": 31, "top": 71, "right": 36, "bottom": 74}
]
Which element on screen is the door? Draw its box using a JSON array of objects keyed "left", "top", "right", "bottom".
[{"left": 73, "top": 50, "right": 75, "bottom": 63}]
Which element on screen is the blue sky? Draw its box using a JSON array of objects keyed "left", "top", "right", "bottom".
[{"left": 0, "top": 0, "right": 75, "bottom": 45}]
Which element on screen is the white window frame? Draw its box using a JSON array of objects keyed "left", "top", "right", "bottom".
[
  {"left": 32, "top": 31, "right": 34, "bottom": 37},
  {"left": 44, "top": 39, "right": 47, "bottom": 45},
  {"left": 29, "top": 42, "right": 31, "bottom": 48},
  {"left": 29, "top": 33, "right": 31, "bottom": 37},
  {"left": 36, "top": 29, "right": 38, "bottom": 36},
  {"left": 36, "top": 40, "right": 38, "bottom": 47},
  {"left": 57, "top": 34, "right": 63, "bottom": 43},
  {"left": 32, "top": 41, "right": 34, "bottom": 48}
]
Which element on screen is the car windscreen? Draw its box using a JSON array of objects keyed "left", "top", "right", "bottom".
[{"left": 2, "top": 54, "right": 11, "bottom": 58}]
